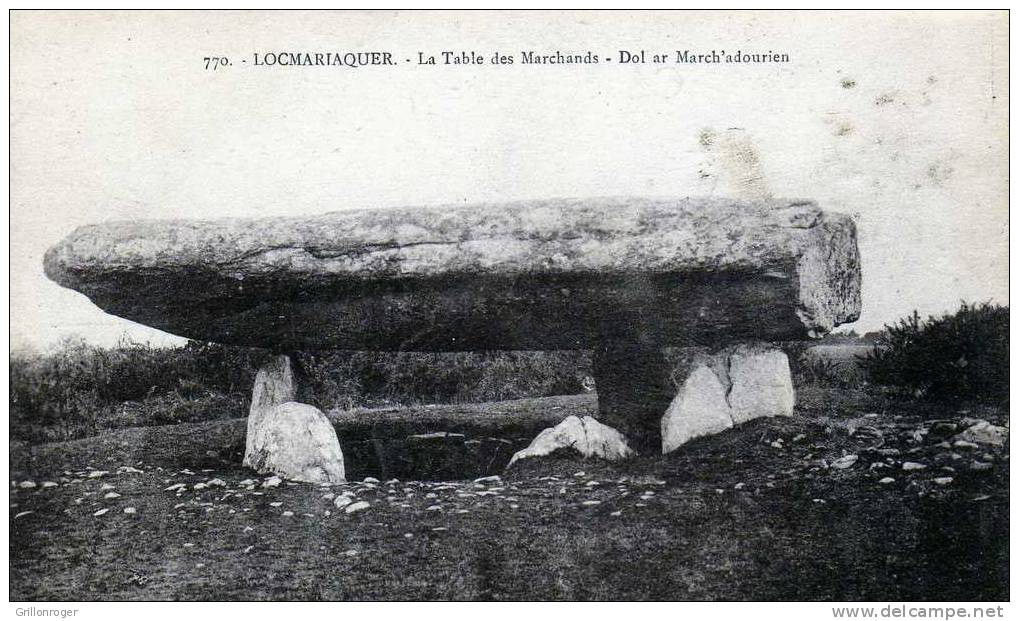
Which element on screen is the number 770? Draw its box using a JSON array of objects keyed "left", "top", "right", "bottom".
[{"left": 203, "top": 57, "right": 230, "bottom": 70}]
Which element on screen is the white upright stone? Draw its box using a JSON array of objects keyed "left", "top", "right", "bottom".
[
  {"left": 243, "top": 355, "right": 296, "bottom": 469},
  {"left": 661, "top": 363, "right": 734, "bottom": 454},
  {"left": 726, "top": 344, "right": 795, "bottom": 425},
  {"left": 246, "top": 402, "right": 346, "bottom": 484},
  {"left": 661, "top": 343, "right": 794, "bottom": 454}
]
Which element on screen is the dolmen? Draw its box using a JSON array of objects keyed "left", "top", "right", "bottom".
[{"left": 44, "top": 197, "right": 861, "bottom": 480}]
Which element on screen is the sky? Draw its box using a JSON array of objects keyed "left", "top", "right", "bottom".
[{"left": 9, "top": 10, "right": 1009, "bottom": 350}]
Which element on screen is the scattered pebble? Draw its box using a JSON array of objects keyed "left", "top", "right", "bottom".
[
  {"left": 610, "top": 510, "right": 622, "bottom": 517},
  {"left": 262, "top": 476, "right": 282, "bottom": 488},
  {"left": 581, "top": 500, "right": 601, "bottom": 506},
  {"left": 333, "top": 496, "right": 353, "bottom": 509},
  {"left": 345, "top": 501, "right": 370, "bottom": 514},
  {"left": 902, "top": 462, "right": 927, "bottom": 471},
  {"left": 124, "top": 507, "right": 137, "bottom": 515},
  {"left": 14, "top": 511, "right": 34, "bottom": 519},
  {"left": 104, "top": 492, "right": 121, "bottom": 499},
  {"left": 933, "top": 477, "right": 954, "bottom": 486},
  {"left": 425, "top": 505, "right": 442, "bottom": 511},
  {"left": 42, "top": 482, "right": 58, "bottom": 488},
  {"left": 269, "top": 502, "right": 283, "bottom": 508},
  {"left": 362, "top": 477, "right": 380, "bottom": 484},
  {"left": 282, "top": 511, "right": 294, "bottom": 517},
  {"left": 474, "top": 475, "right": 501, "bottom": 484},
  {"left": 18, "top": 481, "right": 37, "bottom": 489},
  {"left": 831, "top": 454, "right": 859, "bottom": 470},
  {"left": 878, "top": 477, "right": 896, "bottom": 485},
  {"left": 165, "top": 483, "right": 186, "bottom": 492},
  {"left": 93, "top": 508, "right": 109, "bottom": 517}
]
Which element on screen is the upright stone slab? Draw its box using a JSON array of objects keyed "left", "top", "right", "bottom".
[
  {"left": 725, "top": 344, "right": 795, "bottom": 425},
  {"left": 246, "top": 402, "right": 346, "bottom": 484},
  {"left": 243, "top": 354, "right": 296, "bottom": 469},
  {"left": 591, "top": 341, "right": 675, "bottom": 452},
  {"left": 660, "top": 343, "right": 794, "bottom": 454}
]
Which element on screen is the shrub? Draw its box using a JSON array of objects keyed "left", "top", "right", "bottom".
[
  {"left": 860, "top": 302, "right": 1008, "bottom": 402},
  {"left": 10, "top": 337, "right": 262, "bottom": 442},
  {"left": 11, "top": 339, "right": 592, "bottom": 443}
]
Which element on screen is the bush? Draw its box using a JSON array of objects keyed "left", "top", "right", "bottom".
[
  {"left": 860, "top": 302, "right": 1008, "bottom": 402},
  {"left": 10, "top": 339, "right": 592, "bottom": 443},
  {"left": 10, "top": 338, "right": 263, "bottom": 442}
]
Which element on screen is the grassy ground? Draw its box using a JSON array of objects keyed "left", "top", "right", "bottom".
[{"left": 9, "top": 387, "right": 1008, "bottom": 601}]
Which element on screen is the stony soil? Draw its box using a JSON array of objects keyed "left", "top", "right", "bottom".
[{"left": 9, "top": 388, "right": 1009, "bottom": 601}]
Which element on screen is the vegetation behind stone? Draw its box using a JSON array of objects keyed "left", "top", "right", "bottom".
[
  {"left": 11, "top": 301, "right": 1008, "bottom": 444},
  {"left": 10, "top": 340, "right": 590, "bottom": 444},
  {"left": 861, "top": 302, "right": 1009, "bottom": 403}
]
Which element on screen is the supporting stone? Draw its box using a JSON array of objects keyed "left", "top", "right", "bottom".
[
  {"left": 591, "top": 341, "right": 674, "bottom": 453},
  {"left": 243, "top": 354, "right": 297, "bottom": 469},
  {"left": 590, "top": 341, "right": 795, "bottom": 455},
  {"left": 243, "top": 354, "right": 346, "bottom": 484},
  {"left": 245, "top": 402, "right": 346, "bottom": 484},
  {"left": 661, "top": 343, "right": 794, "bottom": 454}
]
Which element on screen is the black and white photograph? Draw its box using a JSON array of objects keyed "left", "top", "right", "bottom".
[{"left": 7, "top": 9, "right": 1010, "bottom": 607}]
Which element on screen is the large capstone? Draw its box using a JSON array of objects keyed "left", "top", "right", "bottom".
[{"left": 44, "top": 197, "right": 861, "bottom": 351}]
